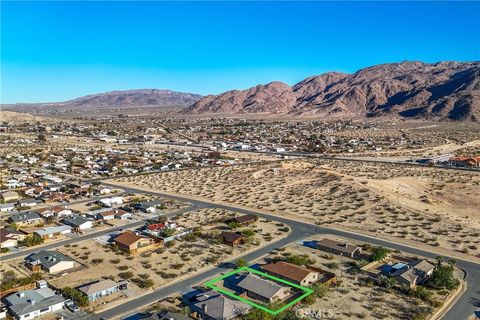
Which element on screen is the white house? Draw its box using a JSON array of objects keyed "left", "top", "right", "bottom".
[
  {"left": 99, "top": 196, "right": 124, "bottom": 207},
  {"left": 4, "top": 284, "right": 65, "bottom": 320},
  {"left": 0, "top": 203, "right": 15, "bottom": 212},
  {"left": 61, "top": 215, "right": 93, "bottom": 230}
]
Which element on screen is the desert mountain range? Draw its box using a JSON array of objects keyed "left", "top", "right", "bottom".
[
  {"left": 1, "top": 89, "right": 202, "bottom": 113},
  {"left": 2, "top": 61, "right": 479, "bottom": 121},
  {"left": 186, "top": 61, "right": 480, "bottom": 121}
]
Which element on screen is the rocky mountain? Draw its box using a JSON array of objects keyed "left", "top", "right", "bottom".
[
  {"left": 186, "top": 61, "right": 480, "bottom": 121},
  {"left": 2, "top": 89, "right": 202, "bottom": 114}
]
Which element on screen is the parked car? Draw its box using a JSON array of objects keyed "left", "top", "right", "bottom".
[{"left": 65, "top": 300, "right": 79, "bottom": 312}]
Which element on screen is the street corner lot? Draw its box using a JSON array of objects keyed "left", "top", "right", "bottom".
[{"left": 204, "top": 266, "right": 314, "bottom": 316}]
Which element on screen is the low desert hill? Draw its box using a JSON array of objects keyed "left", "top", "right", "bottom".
[
  {"left": 1, "top": 89, "right": 202, "bottom": 114},
  {"left": 0, "top": 111, "right": 48, "bottom": 122}
]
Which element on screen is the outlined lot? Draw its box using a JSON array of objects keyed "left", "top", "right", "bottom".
[{"left": 204, "top": 266, "right": 314, "bottom": 315}]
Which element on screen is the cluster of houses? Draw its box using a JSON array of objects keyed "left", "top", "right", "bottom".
[
  {"left": 165, "top": 118, "right": 436, "bottom": 155},
  {"left": 417, "top": 153, "right": 480, "bottom": 168},
  {"left": 1, "top": 276, "right": 129, "bottom": 320},
  {"left": 183, "top": 259, "right": 336, "bottom": 320},
  {"left": 1, "top": 140, "right": 241, "bottom": 181},
  {"left": 0, "top": 169, "right": 114, "bottom": 213},
  {"left": 0, "top": 192, "right": 174, "bottom": 251}
]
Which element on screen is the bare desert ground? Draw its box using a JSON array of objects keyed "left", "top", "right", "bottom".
[{"left": 113, "top": 159, "right": 480, "bottom": 260}]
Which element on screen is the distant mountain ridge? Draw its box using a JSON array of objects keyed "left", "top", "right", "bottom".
[
  {"left": 2, "top": 89, "right": 202, "bottom": 113},
  {"left": 186, "top": 61, "right": 480, "bottom": 121}
]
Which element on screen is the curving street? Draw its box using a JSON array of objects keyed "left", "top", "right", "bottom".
[{"left": 86, "top": 183, "right": 480, "bottom": 320}]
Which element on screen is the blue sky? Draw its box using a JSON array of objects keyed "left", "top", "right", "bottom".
[{"left": 1, "top": 1, "right": 479, "bottom": 103}]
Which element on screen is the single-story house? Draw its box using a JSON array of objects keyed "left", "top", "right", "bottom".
[
  {"left": 97, "top": 210, "right": 115, "bottom": 221},
  {"left": 237, "top": 274, "right": 291, "bottom": 303},
  {"left": 0, "top": 228, "right": 26, "bottom": 248},
  {"left": 8, "top": 212, "right": 43, "bottom": 227},
  {"left": 34, "top": 208, "right": 53, "bottom": 218},
  {"left": 78, "top": 279, "right": 128, "bottom": 301},
  {"left": 262, "top": 261, "right": 320, "bottom": 286},
  {"left": 133, "top": 199, "right": 164, "bottom": 213},
  {"left": 189, "top": 290, "right": 251, "bottom": 320},
  {"left": 51, "top": 206, "right": 72, "bottom": 218},
  {"left": 0, "top": 203, "right": 15, "bottom": 212},
  {"left": 4, "top": 286, "right": 65, "bottom": 320},
  {"left": 17, "top": 199, "right": 40, "bottom": 208},
  {"left": 34, "top": 225, "right": 72, "bottom": 239},
  {"left": 227, "top": 214, "right": 258, "bottom": 226},
  {"left": 114, "top": 231, "right": 156, "bottom": 254},
  {"left": 114, "top": 209, "right": 132, "bottom": 220},
  {"left": 392, "top": 259, "right": 436, "bottom": 287},
  {"left": 25, "top": 250, "right": 75, "bottom": 274},
  {"left": 218, "top": 232, "right": 245, "bottom": 247},
  {"left": 315, "top": 239, "right": 362, "bottom": 258},
  {"left": 61, "top": 215, "right": 93, "bottom": 231},
  {"left": 1, "top": 191, "right": 20, "bottom": 203},
  {"left": 93, "top": 187, "right": 111, "bottom": 195},
  {"left": 99, "top": 196, "right": 124, "bottom": 207}
]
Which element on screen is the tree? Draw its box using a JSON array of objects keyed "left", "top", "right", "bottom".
[
  {"left": 371, "top": 246, "right": 390, "bottom": 261},
  {"left": 162, "top": 228, "right": 175, "bottom": 237},
  {"left": 378, "top": 275, "right": 396, "bottom": 290},
  {"left": 241, "top": 229, "right": 255, "bottom": 237},
  {"left": 62, "top": 287, "right": 89, "bottom": 307},
  {"left": 448, "top": 258, "right": 457, "bottom": 267},
  {"left": 243, "top": 308, "right": 273, "bottom": 320},
  {"left": 235, "top": 259, "right": 248, "bottom": 267},
  {"left": 286, "top": 254, "right": 315, "bottom": 266},
  {"left": 38, "top": 134, "right": 46, "bottom": 143},
  {"left": 227, "top": 221, "right": 241, "bottom": 230},
  {"left": 435, "top": 255, "right": 444, "bottom": 267},
  {"left": 20, "top": 234, "right": 44, "bottom": 247},
  {"left": 427, "top": 265, "right": 459, "bottom": 290}
]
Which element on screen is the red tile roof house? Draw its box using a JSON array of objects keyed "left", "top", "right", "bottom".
[
  {"left": 448, "top": 156, "right": 480, "bottom": 167},
  {"left": 114, "top": 231, "right": 162, "bottom": 255},
  {"left": 261, "top": 261, "right": 321, "bottom": 287}
]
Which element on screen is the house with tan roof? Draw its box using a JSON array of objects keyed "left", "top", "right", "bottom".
[
  {"left": 392, "top": 259, "right": 436, "bottom": 287},
  {"left": 114, "top": 231, "right": 159, "bottom": 254},
  {"left": 1, "top": 191, "right": 20, "bottom": 203},
  {"left": 189, "top": 290, "right": 251, "bottom": 320},
  {"left": 78, "top": 279, "right": 128, "bottom": 301},
  {"left": 315, "top": 238, "right": 361, "bottom": 258},
  {"left": 261, "top": 261, "right": 320, "bottom": 286},
  {"left": 237, "top": 274, "right": 292, "bottom": 303}
]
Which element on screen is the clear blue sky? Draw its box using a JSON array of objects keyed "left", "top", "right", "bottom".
[{"left": 1, "top": 1, "right": 479, "bottom": 103}]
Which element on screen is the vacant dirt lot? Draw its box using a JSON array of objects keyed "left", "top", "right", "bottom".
[{"left": 113, "top": 159, "right": 480, "bottom": 260}]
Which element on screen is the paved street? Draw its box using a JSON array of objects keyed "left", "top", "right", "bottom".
[
  {"left": 0, "top": 205, "right": 197, "bottom": 261},
  {"left": 87, "top": 183, "right": 480, "bottom": 320}
]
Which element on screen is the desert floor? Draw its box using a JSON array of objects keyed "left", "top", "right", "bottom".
[{"left": 113, "top": 158, "right": 480, "bottom": 260}]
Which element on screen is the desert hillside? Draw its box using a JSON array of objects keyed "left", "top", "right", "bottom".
[
  {"left": 1, "top": 89, "right": 202, "bottom": 114},
  {"left": 186, "top": 61, "right": 480, "bottom": 121},
  {"left": 0, "top": 111, "right": 48, "bottom": 122}
]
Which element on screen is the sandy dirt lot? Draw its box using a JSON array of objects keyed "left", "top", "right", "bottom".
[
  {"left": 112, "top": 159, "right": 480, "bottom": 260},
  {"left": 40, "top": 208, "right": 289, "bottom": 312},
  {"left": 256, "top": 237, "right": 452, "bottom": 320}
]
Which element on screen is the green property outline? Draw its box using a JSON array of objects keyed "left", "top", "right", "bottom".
[{"left": 204, "top": 266, "right": 314, "bottom": 315}]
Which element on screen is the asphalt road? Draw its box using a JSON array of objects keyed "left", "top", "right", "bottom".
[
  {"left": 89, "top": 184, "right": 480, "bottom": 320},
  {"left": 154, "top": 141, "right": 480, "bottom": 173},
  {"left": 1, "top": 192, "right": 127, "bottom": 219}
]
